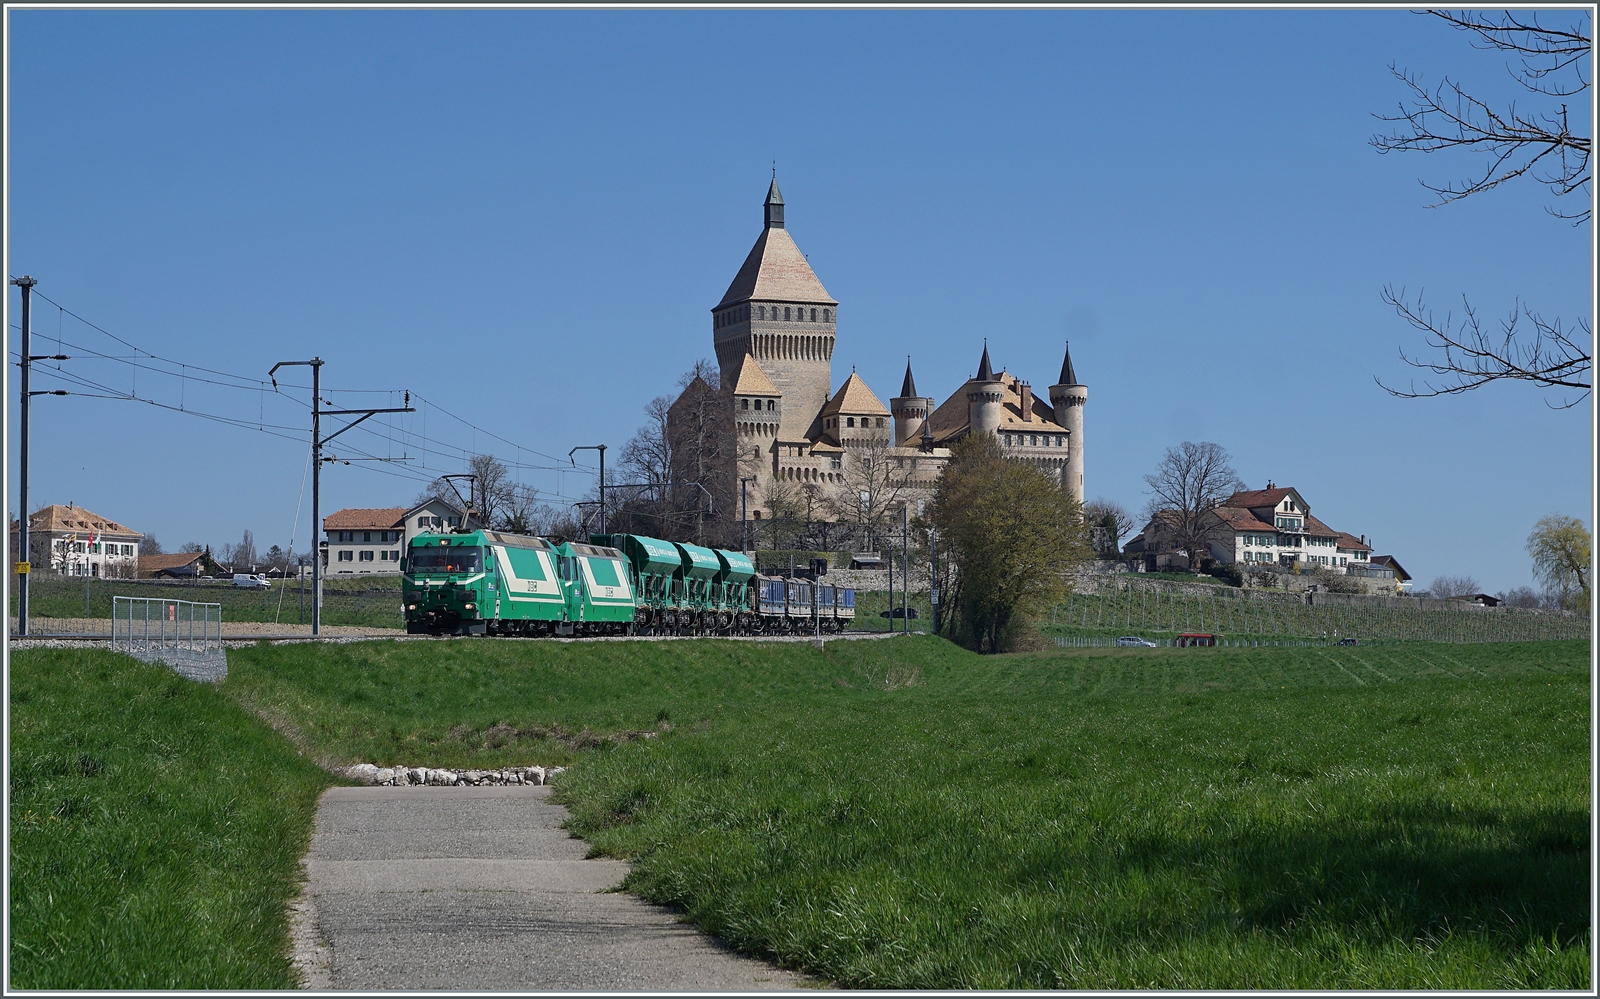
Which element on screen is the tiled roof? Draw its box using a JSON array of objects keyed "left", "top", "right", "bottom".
[
  {"left": 138, "top": 552, "right": 207, "bottom": 572},
  {"left": 323, "top": 507, "right": 407, "bottom": 531},
  {"left": 926, "top": 371, "right": 1066, "bottom": 442},
  {"left": 1303, "top": 514, "right": 1338, "bottom": 538},
  {"left": 1225, "top": 487, "right": 1296, "bottom": 511},
  {"left": 1336, "top": 532, "right": 1373, "bottom": 552},
  {"left": 730, "top": 354, "right": 780, "bottom": 396},
  {"left": 27, "top": 504, "right": 141, "bottom": 538},
  {"left": 1211, "top": 507, "right": 1276, "bottom": 533},
  {"left": 717, "top": 227, "right": 836, "bottom": 307},
  {"left": 819, "top": 373, "right": 890, "bottom": 417}
]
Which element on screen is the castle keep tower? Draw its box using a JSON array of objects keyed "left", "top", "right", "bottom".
[
  {"left": 890, "top": 358, "right": 933, "bottom": 446},
  {"left": 1048, "top": 342, "right": 1087, "bottom": 505},
  {"left": 711, "top": 179, "right": 838, "bottom": 440}
]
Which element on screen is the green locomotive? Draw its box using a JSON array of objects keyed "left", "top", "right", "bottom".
[{"left": 402, "top": 528, "right": 853, "bottom": 636}]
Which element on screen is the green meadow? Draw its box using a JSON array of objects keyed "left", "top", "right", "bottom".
[{"left": 9, "top": 635, "right": 1590, "bottom": 988}]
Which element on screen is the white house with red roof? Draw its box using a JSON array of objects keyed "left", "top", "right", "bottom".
[
  {"left": 322, "top": 498, "right": 478, "bottom": 574},
  {"left": 1129, "top": 484, "right": 1399, "bottom": 589}
]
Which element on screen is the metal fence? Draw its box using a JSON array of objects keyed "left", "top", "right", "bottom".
[{"left": 111, "top": 596, "right": 227, "bottom": 682}]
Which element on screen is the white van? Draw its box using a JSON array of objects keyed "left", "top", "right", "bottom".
[{"left": 232, "top": 573, "right": 271, "bottom": 589}]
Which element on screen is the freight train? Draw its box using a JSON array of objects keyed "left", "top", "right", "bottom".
[{"left": 402, "top": 529, "right": 855, "bottom": 637}]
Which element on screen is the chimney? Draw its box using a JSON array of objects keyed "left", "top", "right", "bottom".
[{"left": 1019, "top": 382, "right": 1033, "bottom": 421}]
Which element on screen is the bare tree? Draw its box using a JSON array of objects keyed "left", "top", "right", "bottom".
[
  {"left": 500, "top": 482, "right": 541, "bottom": 534},
  {"left": 139, "top": 533, "right": 164, "bottom": 555},
  {"left": 1083, "top": 498, "right": 1134, "bottom": 557},
  {"left": 1427, "top": 573, "right": 1482, "bottom": 598},
  {"left": 418, "top": 454, "right": 520, "bottom": 527},
  {"left": 1373, "top": 9, "right": 1591, "bottom": 404},
  {"left": 666, "top": 360, "right": 735, "bottom": 546},
  {"left": 829, "top": 440, "right": 910, "bottom": 553},
  {"left": 224, "top": 529, "right": 257, "bottom": 569},
  {"left": 1141, "top": 442, "right": 1245, "bottom": 571}
]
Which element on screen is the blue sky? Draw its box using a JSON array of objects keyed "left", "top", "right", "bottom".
[{"left": 6, "top": 8, "right": 1593, "bottom": 592}]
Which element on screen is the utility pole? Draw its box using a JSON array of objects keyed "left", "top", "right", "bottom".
[
  {"left": 8, "top": 276, "right": 65, "bottom": 638},
  {"left": 903, "top": 504, "right": 910, "bottom": 635},
  {"left": 271, "top": 359, "right": 411, "bottom": 635},
  {"left": 929, "top": 527, "right": 938, "bottom": 636},
  {"left": 569, "top": 445, "right": 607, "bottom": 536},
  {"left": 12, "top": 276, "right": 35, "bottom": 636}
]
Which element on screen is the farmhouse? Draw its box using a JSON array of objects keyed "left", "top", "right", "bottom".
[
  {"left": 8, "top": 504, "right": 143, "bottom": 578},
  {"left": 323, "top": 498, "right": 479, "bottom": 574}
]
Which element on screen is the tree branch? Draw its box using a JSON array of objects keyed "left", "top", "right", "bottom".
[{"left": 1376, "top": 288, "right": 1591, "bottom": 406}]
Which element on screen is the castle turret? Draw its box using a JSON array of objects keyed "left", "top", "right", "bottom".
[
  {"left": 966, "top": 343, "right": 1005, "bottom": 437},
  {"left": 1048, "top": 341, "right": 1087, "bottom": 504},
  {"left": 890, "top": 357, "right": 933, "bottom": 447}
]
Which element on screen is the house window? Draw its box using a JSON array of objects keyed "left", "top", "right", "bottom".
[
  {"left": 360, "top": 550, "right": 374, "bottom": 562},
  {"left": 338, "top": 550, "right": 354, "bottom": 562}
]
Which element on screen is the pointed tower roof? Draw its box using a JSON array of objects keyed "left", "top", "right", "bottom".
[
  {"left": 819, "top": 372, "right": 890, "bottom": 417},
  {"left": 976, "top": 342, "right": 995, "bottom": 382},
  {"left": 729, "top": 353, "right": 780, "bottom": 396},
  {"left": 898, "top": 358, "right": 918, "bottom": 398},
  {"left": 1057, "top": 341, "right": 1080, "bottom": 386},
  {"left": 717, "top": 181, "right": 835, "bottom": 308}
]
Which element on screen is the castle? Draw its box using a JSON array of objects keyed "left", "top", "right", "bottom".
[{"left": 674, "top": 179, "right": 1087, "bottom": 527}]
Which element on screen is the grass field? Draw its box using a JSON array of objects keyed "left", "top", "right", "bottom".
[
  {"left": 8, "top": 648, "right": 337, "bottom": 989},
  {"left": 215, "top": 634, "right": 1591, "bottom": 989},
  {"left": 12, "top": 574, "right": 403, "bottom": 629}
]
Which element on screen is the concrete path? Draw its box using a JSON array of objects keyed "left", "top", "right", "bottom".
[{"left": 294, "top": 785, "right": 810, "bottom": 991}]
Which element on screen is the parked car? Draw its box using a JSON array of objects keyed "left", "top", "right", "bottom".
[
  {"left": 232, "top": 573, "right": 271, "bottom": 589},
  {"left": 1116, "top": 636, "right": 1158, "bottom": 647},
  {"left": 1337, "top": 637, "right": 1359, "bottom": 646}
]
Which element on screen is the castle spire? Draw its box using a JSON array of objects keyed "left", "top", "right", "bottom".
[
  {"left": 764, "top": 177, "right": 785, "bottom": 229},
  {"left": 976, "top": 341, "right": 994, "bottom": 382},
  {"left": 900, "top": 357, "right": 918, "bottom": 398},
  {"left": 1059, "top": 340, "right": 1079, "bottom": 386}
]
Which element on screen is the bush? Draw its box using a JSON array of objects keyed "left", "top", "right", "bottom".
[{"left": 1202, "top": 561, "right": 1244, "bottom": 587}]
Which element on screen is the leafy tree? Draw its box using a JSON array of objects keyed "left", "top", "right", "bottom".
[
  {"left": 1526, "top": 513, "right": 1591, "bottom": 609},
  {"left": 1373, "top": 9, "right": 1591, "bottom": 405},
  {"left": 1141, "top": 442, "right": 1245, "bottom": 571},
  {"left": 931, "top": 432, "right": 1091, "bottom": 653}
]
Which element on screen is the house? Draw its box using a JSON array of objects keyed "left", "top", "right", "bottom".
[
  {"left": 139, "top": 550, "right": 228, "bottom": 579},
  {"left": 1369, "top": 555, "right": 1412, "bottom": 589},
  {"left": 9, "top": 504, "right": 143, "bottom": 578},
  {"left": 1130, "top": 485, "right": 1397, "bottom": 588},
  {"left": 322, "top": 498, "right": 480, "bottom": 574}
]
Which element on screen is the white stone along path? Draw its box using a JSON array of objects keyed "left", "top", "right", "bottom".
[{"left": 292, "top": 785, "right": 812, "bottom": 991}]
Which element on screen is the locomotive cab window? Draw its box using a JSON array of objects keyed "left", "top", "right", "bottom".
[{"left": 408, "top": 547, "right": 483, "bottom": 573}]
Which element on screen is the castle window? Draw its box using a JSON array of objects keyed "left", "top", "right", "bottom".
[
  {"left": 823, "top": 309, "right": 830, "bottom": 322},
  {"left": 741, "top": 398, "right": 749, "bottom": 410},
  {"left": 767, "top": 399, "right": 775, "bottom": 411},
  {"left": 847, "top": 417, "right": 855, "bottom": 428},
  {"left": 784, "top": 307, "right": 791, "bottom": 320},
  {"left": 810, "top": 308, "right": 817, "bottom": 321},
  {"left": 758, "top": 306, "right": 765, "bottom": 319},
  {"left": 876, "top": 418, "right": 884, "bottom": 428}
]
